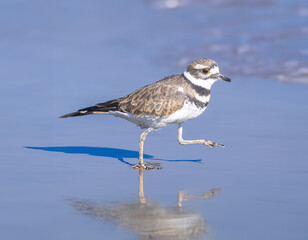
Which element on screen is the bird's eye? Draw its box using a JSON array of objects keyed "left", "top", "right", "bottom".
[{"left": 201, "top": 68, "right": 209, "bottom": 74}]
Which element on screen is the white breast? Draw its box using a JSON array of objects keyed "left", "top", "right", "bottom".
[{"left": 160, "top": 99, "right": 207, "bottom": 126}]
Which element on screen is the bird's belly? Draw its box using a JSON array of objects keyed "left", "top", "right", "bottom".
[
  {"left": 160, "top": 100, "right": 206, "bottom": 125},
  {"left": 109, "top": 111, "right": 163, "bottom": 130}
]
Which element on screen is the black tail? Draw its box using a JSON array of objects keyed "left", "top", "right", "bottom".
[{"left": 59, "top": 99, "right": 120, "bottom": 118}]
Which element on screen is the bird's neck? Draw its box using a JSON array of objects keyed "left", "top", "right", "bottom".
[
  {"left": 183, "top": 71, "right": 217, "bottom": 91},
  {"left": 181, "top": 72, "right": 211, "bottom": 107}
]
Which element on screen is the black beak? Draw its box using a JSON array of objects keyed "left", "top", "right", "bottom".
[{"left": 219, "top": 74, "right": 231, "bottom": 82}]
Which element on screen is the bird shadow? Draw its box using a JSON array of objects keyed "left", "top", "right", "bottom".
[{"left": 25, "top": 146, "right": 202, "bottom": 166}]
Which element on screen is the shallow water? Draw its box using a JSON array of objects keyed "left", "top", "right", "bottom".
[{"left": 1, "top": 0, "right": 308, "bottom": 239}]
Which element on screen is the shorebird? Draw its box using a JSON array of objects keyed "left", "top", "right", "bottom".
[{"left": 60, "top": 58, "right": 231, "bottom": 170}]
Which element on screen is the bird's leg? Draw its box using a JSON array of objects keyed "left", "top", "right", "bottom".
[
  {"left": 138, "top": 170, "right": 146, "bottom": 204},
  {"left": 139, "top": 128, "right": 151, "bottom": 166},
  {"left": 133, "top": 128, "right": 160, "bottom": 170},
  {"left": 177, "top": 123, "right": 224, "bottom": 147}
]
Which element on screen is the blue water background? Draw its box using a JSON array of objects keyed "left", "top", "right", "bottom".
[{"left": 0, "top": 0, "right": 308, "bottom": 239}]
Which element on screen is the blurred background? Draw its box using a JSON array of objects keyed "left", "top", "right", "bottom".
[{"left": 0, "top": 0, "right": 307, "bottom": 239}]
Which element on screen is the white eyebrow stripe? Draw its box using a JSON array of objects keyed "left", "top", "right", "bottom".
[
  {"left": 194, "top": 64, "right": 219, "bottom": 75},
  {"left": 195, "top": 64, "right": 206, "bottom": 69}
]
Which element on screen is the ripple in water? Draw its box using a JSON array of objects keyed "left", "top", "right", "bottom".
[{"left": 147, "top": 0, "right": 308, "bottom": 84}]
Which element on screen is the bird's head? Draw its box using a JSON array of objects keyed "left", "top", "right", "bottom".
[{"left": 184, "top": 58, "right": 231, "bottom": 89}]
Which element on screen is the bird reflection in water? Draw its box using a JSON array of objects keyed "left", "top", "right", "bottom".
[{"left": 72, "top": 170, "right": 222, "bottom": 240}]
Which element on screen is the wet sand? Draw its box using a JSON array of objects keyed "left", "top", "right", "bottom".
[{"left": 0, "top": 0, "right": 307, "bottom": 239}]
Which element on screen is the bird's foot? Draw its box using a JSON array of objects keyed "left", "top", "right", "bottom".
[
  {"left": 204, "top": 140, "right": 224, "bottom": 148},
  {"left": 178, "top": 138, "right": 224, "bottom": 147},
  {"left": 132, "top": 162, "right": 162, "bottom": 171}
]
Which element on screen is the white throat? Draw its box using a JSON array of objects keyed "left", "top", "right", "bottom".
[{"left": 184, "top": 71, "right": 217, "bottom": 90}]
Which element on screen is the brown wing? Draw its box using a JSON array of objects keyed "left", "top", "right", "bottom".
[{"left": 118, "top": 82, "right": 185, "bottom": 118}]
